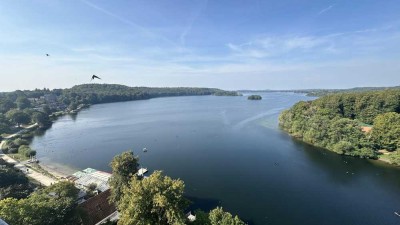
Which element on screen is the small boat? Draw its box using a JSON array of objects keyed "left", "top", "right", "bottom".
[
  {"left": 143, "top": 148, "right": 148, "bottom": 152},
  {"left": 395, "top": 212, "right": 400, "bottom": 217},
  {"left": 138, "top": 168, "right": 148, "bottom": 176}
]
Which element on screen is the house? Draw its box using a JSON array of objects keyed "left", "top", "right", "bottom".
[
  {"left": 79, "top": 189, "right": 117, "bottom": 225},
  {"left": 71, "top": 168, "right": 112, "bottom": 192},
  {"left": 43, "top": 94, "right": 57, "bottom": 103}
]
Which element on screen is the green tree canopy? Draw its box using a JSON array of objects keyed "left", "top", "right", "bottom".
[
  {"left": 279, "top": 89, "right": 400, "bottom": 160},
  {"left": 32, "top": 111, "right": 51, "bottom": 127},
  {"left": 16, "top": 96, "right": 31, "bottom": 110},
  {"left": 5, "top": 109, "right": 31, "bottom": 127},
  {"left": 118, "top": 171, "right": 189, "bottom": 225},
  {"left": 0, "top": 181, "right": 80, "bottom": 225},
  {"left": 0, "top": 159, "right": 34, "bottom": 200},
  {"left": 0, "top": 99, "right": 16, "bottom": 113},
  {"left": 209, "top": 207, "right": 246, "bottom": 225},
  {"left": 372, "top": 112, "right": 400, "bottom": 151},
  {"left": 109, "top": 151, "right": 139, "bottom": 204}
]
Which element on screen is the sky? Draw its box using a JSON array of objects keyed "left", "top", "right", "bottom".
[{"left": 1, "top": 0, "right": 400, "bottom": 91}]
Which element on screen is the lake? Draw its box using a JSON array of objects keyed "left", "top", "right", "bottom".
[{"left": 31, "top": 93, "right": 400, "bottom": 225}]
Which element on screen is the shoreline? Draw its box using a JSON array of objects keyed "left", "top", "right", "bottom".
[
  {"left": 283, "top": 131, "right": 398, "bottom": 167},
  {"left": 0, "top": 125, "right": 64, "bottom": 186},
  {"left": 37, "top": 160, "right": 76, "bottom": 178}
]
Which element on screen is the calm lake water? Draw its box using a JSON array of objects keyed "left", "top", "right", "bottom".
[{"left": 31, "top": 93, "right": 400, "bottom": 225}]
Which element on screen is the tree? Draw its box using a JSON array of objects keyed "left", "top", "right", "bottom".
[
  {"left": 16, "top": 96, "right": 31, "bottom": 110},
  {"left": 118, "top": 171, "right": 189, "bottom": 225},
  {"left": 32, "top": 111, "right": 51, "bottom": 127},
  {"left": 191, "top": 210, "right": 211, "bottom": 225},
  {"left": 18, "top": 145, "right": 35, "bottom": 157},
  {"left": 388, "top": 151, "right": 400, "bottom": 165},
  {"left": 109, "top": 151, "right": 139, "bottom": 204},
  {"left": 247, "top": 95, "right": 262, "bottom": 100},
  {"left": 5, "top": 109, "right": 31, "bottom": 127},
  {"left": 372, "top": 112, "right": 400, "bottom": 151},
  {"left": 209, "top": 207, "right": 246, "bottom": 225},
  {"left": 0, "top": 159, "right": 35, "bottom": 200},
  {"left": 0, "top": 99, "right": 16, "bottom": 113},
  {"left": 0, "top": 181, "right": 80, "bottom": 225}
]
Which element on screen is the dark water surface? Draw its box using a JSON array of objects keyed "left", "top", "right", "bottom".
[{"left": 31, "top": 93, "right": 400, "bottom": 225}]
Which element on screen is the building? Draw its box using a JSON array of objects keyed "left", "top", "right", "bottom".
[
  {"left": 69, "top": 168, "right": 112, "bottom": 192},
  {"left": 79, "top": 189, "right": 117, "bottom": 225}
]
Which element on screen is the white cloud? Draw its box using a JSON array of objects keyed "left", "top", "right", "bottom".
[
  {"left": 225, "top": 24, "right": 400, "bottom": 61},
  {"left": 318, "top": 4, "right": 335, "bottom": 15}
]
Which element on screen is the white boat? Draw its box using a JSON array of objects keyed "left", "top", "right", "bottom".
[
  {"left": 395, "top": 212, "right": 400, "bottom": 217},
  {"left": 143, "top": 148, "right": 148, "bottom": 152},
  {"left": 138, "top": 168, "right": 148, "bottom": 176}
]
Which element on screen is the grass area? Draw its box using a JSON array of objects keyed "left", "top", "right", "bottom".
[
  {"left": 378, "top": 154, "right": 392, "bottom": 163},
  {"left": 26, "top": 163, "right": 58, "bottom": 180}
]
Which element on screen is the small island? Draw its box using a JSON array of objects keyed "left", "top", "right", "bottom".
[{"left": 247, "top": 95, "right": 262, "bottom": 100}]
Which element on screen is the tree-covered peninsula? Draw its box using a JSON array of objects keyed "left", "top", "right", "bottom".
[{"left": 279, "top": 89, "right": 400, "bottom": 164}]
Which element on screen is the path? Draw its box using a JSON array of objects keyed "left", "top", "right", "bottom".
[
  {"left": 0, "top": 124, "right": 58, "bottom": 186},
  {"left": 4, "top": 123, "right": 38, "bottom": 139}
]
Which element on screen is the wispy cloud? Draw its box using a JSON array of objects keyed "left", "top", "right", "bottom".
[
  {"left": 79, "top": 0, "right": 178, "bottom": 47},
  {"left": 318, "top": 4, "right": 335, "bottom": 15},
  {"left": 180, "top": 0, "right": 208, "bottom": 46},
  {"left": 225, "top": 24, "right": 400, "bottom": 61},
  {"left": 226, "top": 35, "right": 330, "bottom": 59}
]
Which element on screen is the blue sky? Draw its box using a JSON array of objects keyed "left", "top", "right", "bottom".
[{"left": 1, "top": 0, "right": 400, "bottom": 91}]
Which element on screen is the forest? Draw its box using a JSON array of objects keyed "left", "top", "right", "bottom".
[{"left": 279, "top": 89, "right": 400, "bottom": 164}]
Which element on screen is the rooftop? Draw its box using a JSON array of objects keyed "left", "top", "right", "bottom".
[
  {"left": 79, "top": 189, "right": 117, "bottom": 225},
  {"left": 72, "top": 168, "right": 112, "bottom": 192}
]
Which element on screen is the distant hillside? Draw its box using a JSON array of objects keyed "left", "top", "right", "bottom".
[
  {"left": 239, "top": 85, "right": 400, "bottom": 96},
  {"left": 64, "top": 84, "right": 240, "bottom": 102}
]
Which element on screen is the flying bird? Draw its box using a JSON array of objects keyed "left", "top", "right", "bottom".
[
  {"left": 46, "top": 54, "right": 50, "bottom": 56},
  {"left": 91, "top": 75, "right": 101, "bottom": 81}
]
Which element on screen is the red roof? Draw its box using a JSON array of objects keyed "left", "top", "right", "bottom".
[
  {"left": 79, "top": 189, "right": 116, "bottom": 225},
  {"left": 361, "top": 126, "right": 372, "bottom": 133}
]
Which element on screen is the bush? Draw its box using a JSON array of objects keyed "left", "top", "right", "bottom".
[
  {"left": 332, "top": 141, "right": 354, "bottom": 155},
  {"left": 8, "top": 148, "right": 18, "bottom": 154},
  {"left": 13, "top": 138, "right": 29, "bottom": 146},
  {"left": 18, "top": 145, "right": 35, "bottom": 157},
  {"left": 21, "top": 132, "right": 34, "bottom": 140},
  {"left": 388, "top": 151, "right": 400, "bottom": 165}
]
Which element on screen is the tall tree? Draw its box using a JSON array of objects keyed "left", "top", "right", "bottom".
[
  {"left": 16, "top": 96, "right": 31, "bottom": 110},
  {"left": 372, "top": 112, "right": 400, "bottom": 151},
  {"left": 109, "top": 151, "right": 139, "bottom": 204},
  {"left": 32, "top": 111, "right": 51, "bottom": 127},
  {"left": 118, "top": 171, "right": 189, "bottom": 225},
  {"left": 0, "top": 99, "right": 16, "bottom": 113},
  {"left": 209, "top": 207, "right": 246, "bottom": 225},
  {"left": 5, "top": 109, "right": 31, "bottom": 127}
]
